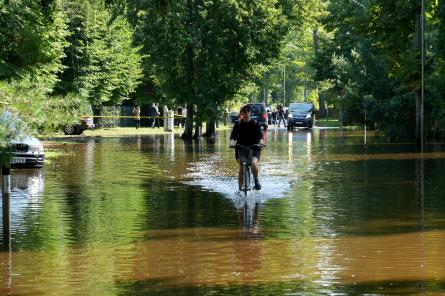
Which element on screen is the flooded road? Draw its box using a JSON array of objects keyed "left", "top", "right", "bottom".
[{"left": 1, "top": 128, "right": 445, "bottom": 295}]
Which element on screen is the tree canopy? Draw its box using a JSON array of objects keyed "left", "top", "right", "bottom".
[{"left": 1, "top": 0, "right": 445, "bottom": 143}]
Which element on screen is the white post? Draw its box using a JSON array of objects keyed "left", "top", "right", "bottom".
[
  {"left": 167, "top": 110, "right": 174, "bottom": 132},
  {"left": 163, "top": 106, "right": 169, "bottom": 131}
]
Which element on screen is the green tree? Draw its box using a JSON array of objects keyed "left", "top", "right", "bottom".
[
  {"left": 136, "top": 0, "right": 289, "bottom": 138},
  {"left": 313, "top": 0, "right": 425, "bottom": 140},
  {"left": 54, "top": 0, "right": 143, "bottom": 106},
  {"left": 0, "top": 0, "right": 78, "bottom": 136}
]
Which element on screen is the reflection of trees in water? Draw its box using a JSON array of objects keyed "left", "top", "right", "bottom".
[{"left": 182, "top": 137, "right": 203, "bottom": 156}]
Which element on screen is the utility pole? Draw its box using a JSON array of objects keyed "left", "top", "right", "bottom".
[
  {"left": 421, "top": 0, "right": 425, "bottom": 151},
  {"left": 283, "top": 65, "right": 286, "bottom": 107}
]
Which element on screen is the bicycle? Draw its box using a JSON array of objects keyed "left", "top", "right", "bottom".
[{"left": 230, "top": 144, "right": 264, "bottom": 197}]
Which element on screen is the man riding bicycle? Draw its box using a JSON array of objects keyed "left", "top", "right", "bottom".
[{"left": 230, "top": 105, "right": 264, "bottom": 192}]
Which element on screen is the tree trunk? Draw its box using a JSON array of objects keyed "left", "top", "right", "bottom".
[
  {"left": 204, "top": 120, "right": 216, "bottom": 138},
  {"left": 182, "top": 0, "right": 196, "bottom": 139},
  {"left": 313, "top": 29, "right": 327, "bottom": 118},
  {"left": 182, "top": 106, "right": 194, "bottom": 139}
]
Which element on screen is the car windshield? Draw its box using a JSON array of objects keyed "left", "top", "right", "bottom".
[
  {"left": 289, "top": 103, "right": 312, "bottom": 112},
  {"left": 248, "top": 104, "right": 265, "bottom": 115}
]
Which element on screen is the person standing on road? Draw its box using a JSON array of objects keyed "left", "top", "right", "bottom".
[
  {"left": 147, "top": 103, "right": 157, "bottom": 128},
  {"left": 132, "top": 105, "right": 141, "bottom": 129},
  {"left": 276, "top": 105, "right": 286, "bottom": 128},
  {"left": 154, "top": 103, "right": 161, "bottom": 128},
  {"left": 230, "top": 105, "right": 264, "bottom": 192},
  {"left": 176, "top": 106, "right": 183, "bottom": 127}
]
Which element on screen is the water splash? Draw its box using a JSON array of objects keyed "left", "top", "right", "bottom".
[{"left": 183, "top": 154, "right": 294, "bottom": 205}]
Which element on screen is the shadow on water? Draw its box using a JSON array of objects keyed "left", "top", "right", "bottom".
[{"left": 115, "top": 279, "right": 445, "bottom": 296}]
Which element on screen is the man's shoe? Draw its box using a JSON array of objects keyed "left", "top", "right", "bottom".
[{"left": 254, "top": 180, "right": 261, "bottom": 190}]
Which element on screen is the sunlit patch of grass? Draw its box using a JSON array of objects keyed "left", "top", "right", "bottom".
[
  {"left": 85, "top": 127, "right": 181, "bottom": 137},
  {"left": 46, "top": 124, "right": 234, "bottom": 138},
  {"left": 316, "top": 118, "right": 340, "bottom": 128}
]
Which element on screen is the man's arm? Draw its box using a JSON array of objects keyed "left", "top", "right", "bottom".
[{"left": 229, "top": 121, "right": 239, "bottom": 146}]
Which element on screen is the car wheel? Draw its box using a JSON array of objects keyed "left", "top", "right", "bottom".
[
  {"left": 287, "top": 124, "right": 292, "bottom": 131},
  {"left": 63, "top": 125, "right": 76, "bottom": 135},
  {"left": 75, "top": 127, "right": 84, "bottom": 135}
]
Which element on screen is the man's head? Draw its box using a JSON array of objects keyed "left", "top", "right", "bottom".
[{"left": 240, "top": 105, "right": 251, "bottom": 122}]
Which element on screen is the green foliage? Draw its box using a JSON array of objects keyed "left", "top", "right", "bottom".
[
  {"left": 313, "top": 0, "right": 436, "bottom": 140},
  {"left": 425, "top": 0, "right": 445, "bottom": 131},
  {"left": 0, "top": 0, "right": 68, "bottom": 84},
  {"left": 0, "top": 78, "right": 91, "bottom": 135},
  {"left": 253, "top": 0, "right": 325, "bottom": 107},
  {"left": 54, "top": 0, "right": 143, "bottom": 106},
  {"left": 0, "top": 0, "right": 74, "bottom": 138},
  {"left": 135, "top": 0, "right": 290, "bottom": 130},
  {"left": 365, "top": 93, "right": 416, "bottom": 141},
  {"left": 365, "top": 0, "right": 421, "bottom": 91}
]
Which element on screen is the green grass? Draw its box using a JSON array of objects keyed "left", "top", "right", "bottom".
[
  {"left": 315, "top": 118, "right": 340, "bottom": 128},
  {"left": 46, "top": 124, "right": 233, "bottom": 138}
]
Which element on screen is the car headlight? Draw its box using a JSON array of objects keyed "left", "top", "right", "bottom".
[
  {"left": 306, "top": 113, "right": 312, "bottom": 119},
  {"left": 287, "top": 114, "right": 293, "bottom": 119}
]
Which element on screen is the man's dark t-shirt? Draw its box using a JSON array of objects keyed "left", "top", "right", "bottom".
[{"left": 230, "top": 120, "right": 263, "bottom": 145}]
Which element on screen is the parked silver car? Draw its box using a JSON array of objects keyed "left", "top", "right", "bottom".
[
  {"left": 8, "top": 136, "right": 45, "bottom": 168},
  {"left": 1, "top": 111, "right": 45, "bottom": 168}
]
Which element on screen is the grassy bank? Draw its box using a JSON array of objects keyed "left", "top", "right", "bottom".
[
  {"left": 46, "top": 119, "right": 358, "bottom": 139},
  {"left": 48, "top": 124, "right": 233, "bottom": 138},
  {"left": 315, "top": 118, "right": 340, "bottom": 128}
]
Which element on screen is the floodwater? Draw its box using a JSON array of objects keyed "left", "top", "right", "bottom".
[{"left": 1, "top": 127, "right": 445, "bottom": 295}]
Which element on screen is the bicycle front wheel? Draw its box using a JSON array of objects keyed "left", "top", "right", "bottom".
[{"left": 243, "top": 165, "right": 252, "bottom": 196}]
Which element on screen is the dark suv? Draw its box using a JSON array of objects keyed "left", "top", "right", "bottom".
[
  {"left": 287, "top": 102, "right": 315, "bottom": 130},
  {"left": 63, "top": 116, "right": 95, "bottom": 135},
  {"left": 247, "top": 103, "right": 268, "bottom": 130}
]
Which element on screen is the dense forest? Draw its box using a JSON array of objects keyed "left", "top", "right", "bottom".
[{"left": 1, "top": 0, "right": 444, "bottom": 143}]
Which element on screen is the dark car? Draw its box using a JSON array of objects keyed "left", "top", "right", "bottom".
[
  {"left": 63, "top": 116, "right": 95, "bottom": 135},
  {"left": 229, "top": 111, "right": 240, "bottom": 123},
  {"left": 63, "top": 104, "right": 95, "bottom": 135},
  {"left": 246, "top": 103, "right": 268, "bottom": 130},
  {"left": 287, "top": 102, "right": 315, "bottom": 130}
]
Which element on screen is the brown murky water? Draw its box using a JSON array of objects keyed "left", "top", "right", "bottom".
[{"left": 1, "top": 128, "right": 445, "bottom": 295}]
